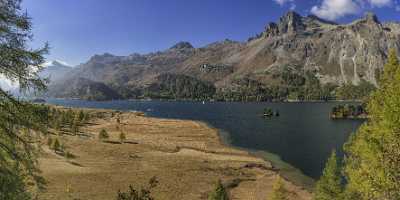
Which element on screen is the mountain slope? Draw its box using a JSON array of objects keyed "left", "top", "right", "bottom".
[
  {"left": 49, "top": 12, "right": 400, "bottom": 101},
  {"left": 48, "top": 77, "right": 121, "bottom": 101},
  {"left": 39, "top": 60, "right": 72, "bottom": 83}
]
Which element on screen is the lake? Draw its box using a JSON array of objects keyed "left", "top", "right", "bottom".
[{"left": 46, "top": 99, "right": 363, "bottom": 185}]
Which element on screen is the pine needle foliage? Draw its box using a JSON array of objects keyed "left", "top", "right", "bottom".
[
  {"left": 270, "top": 177, "right": 289, "bottom": 200},
  {"left": 314, "top": 151, "right": 343, "bottom": 200},
  {"left": 208, "top": 180, "right": 229, "bottom": 200},
  {"left": 0, "top": 0, "right": 49, "bottom": 198},
  {"left": 343, "top": 48, "right": 400, "bottom": 199}
]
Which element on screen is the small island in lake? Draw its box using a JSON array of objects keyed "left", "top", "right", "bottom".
[
  {"left": 263, "top": 108, "right": 280, "bottom": 118},
  {"left": 330, "top": 104, "right": 368, "bottom": 120}
]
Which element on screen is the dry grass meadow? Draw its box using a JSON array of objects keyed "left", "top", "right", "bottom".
[{"left": 38, "top": 108, "right": 311, "bottom": 200}]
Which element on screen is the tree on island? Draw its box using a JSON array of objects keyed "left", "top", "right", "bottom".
[
  {"left": 0, "top": 0, "right": 49, "bottom": 198},
  {"left": 314, "top": 151, "right": 343, "bottom": 200}
]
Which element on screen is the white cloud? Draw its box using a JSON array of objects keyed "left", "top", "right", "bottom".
[
  {"left": 311, "top": 0, "right": 360, "bottom": 20},
  {"left": 273, "top": 0, "right": 296, "bottom": 10},
  {"left": 0, "top": 75, "right": 18, "bottom": 91},
  {"left": 368, "top": 0, "right": 392, "bottom": 7},
  {"left": 310, "top": 0, "right": 396, "bottom": 20},
  {"left": 290, "top": 3, "right": 296, "bottom": 10},
  {"left": 273, "top": 0, "right": 293, "bottom": 6},
  {"left": 395, "top": 0, "right": 400, "bottom": 11}
]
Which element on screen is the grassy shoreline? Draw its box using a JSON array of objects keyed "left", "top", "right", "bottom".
[{"left": 38, "top": 106, "right": 312, "bottom": 199}]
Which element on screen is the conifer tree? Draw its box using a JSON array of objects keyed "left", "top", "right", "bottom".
[
  {"left": 270, "top": 177, "right": 289, "bottom": 200},
  {"left": 52, "top": 138, "right": 61, "bottom": 153},
  {"left": 314, "top": 151, "right": 343, "bottom": 200},
  {"left": 54, "top": 117, "right": 61, "bottom": 131},
  {"left": 98, "top": 129, "right": 109, "bottom": 141},
  {"left": 47, "top": 137, "right": 53, "bottom": 147},
  {"left": 343, "top": 49, "right": 400, "bottom": 199},
  {"left": 379, "top": 48, "right": 400, "bottom": 86},
  {"left": 119, "top": 131, "right": 126, "bottom": 144},
  {"left": 71, "top": 114, "right": 80, "bottom": 135},
  {"left": 117, "top": 115, "right": 121, "bottom": 124},
  {"left": 78, "top": 110, "right": 85, "bottom": 122},
  {"left": 208, "top": 180, "right": 229, "bottom": 200},
  {"left": 0, "top": 0, "right": 49, "bottom": 198}
]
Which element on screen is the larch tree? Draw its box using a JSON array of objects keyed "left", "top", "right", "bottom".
[
  {"left": 313, "top": 151, "right": 343, "bottom": 200},
  {"left": 270, "top": 176, "right": 289, "bottom": 200},
  {"left": 0, "top": 0, "right": 49, "bottom": 199},
  {"left": 343, "top": 48, "right": 400, "bottom": 199},
  {"left": 208, "top": 180, "right": 229, "bottom": 200},
  {"left": 119, "top": 131, "right": 126, "bottom": 144}
]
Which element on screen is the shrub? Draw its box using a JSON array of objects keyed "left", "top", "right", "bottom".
[
  {"left": 47, "top": 137, "right": 53, "bottom": 147},
  {"left": 98, "top": 129, "right": 109, "bottom": 141},
  {"left": 270, "top": 177, "right": 289, "bottom": 200},
  {"left": 52, "top": 138, "right": 61, "bottom": 152},
  {"left": 71, "top": 116, "right": 80, "bottom": 135},
  {"left": 78, "top": 110, "right": 85, "bottom": 122},
  {"left": 208, "top": 180, "right": 229, "bottom": 200},
  {"left": 119, "top": 131, "right": 126, "bottom": 143},
  {"left": 65, "top": 151, "right": 75, "bottom": 160},
  {"left": 117, "top": 177, "right": 158, "bottom": 200},
  {"left": 54, "top": 118, "right": 61, "bottom": 131}
]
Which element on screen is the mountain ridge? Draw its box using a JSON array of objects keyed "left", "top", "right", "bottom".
[{"left": 47, "top": 11, "right": 400, "bottom": 101}]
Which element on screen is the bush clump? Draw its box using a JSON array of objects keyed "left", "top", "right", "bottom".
[{"left": 98, "top": 129, "right": 109, "bottom": 141}]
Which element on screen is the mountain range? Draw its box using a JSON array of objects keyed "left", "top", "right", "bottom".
[{"left": 45, "top": 11, "right": 400, "bottom": 101}]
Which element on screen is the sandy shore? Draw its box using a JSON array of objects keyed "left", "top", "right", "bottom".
[{"left": 38, "top": 109, "right": 312, "bottom": 200}]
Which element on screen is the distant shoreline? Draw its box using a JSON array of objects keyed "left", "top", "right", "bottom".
[{"left": 43, "top": 97, "right": 364, "bottom": 104}]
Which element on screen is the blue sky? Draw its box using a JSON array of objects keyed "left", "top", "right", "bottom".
[{"left": 23, "top": 0, "right": 400, "bottom": 66}]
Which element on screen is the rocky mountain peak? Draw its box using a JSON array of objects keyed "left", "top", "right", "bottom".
[
  {"left": 264, "top": 22, "right": 279, "bottom": 37},
  {"left": 43, "top": 60, "right": 71, "bottom": 68},
  {"left": 170, "top": 41, "right": 194, "bottom": 50},
  {"left": 350, "top": 12, "right": 381, "bottom": 32},
  {"left": 364, "top": 12, "right": 380, "bottom": 24},
  {"left": 264, "top": 11, "right": 312, "bottom": 37},
  {"left": 278, "top": 11, "right": 305, "bottom": 34}
]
